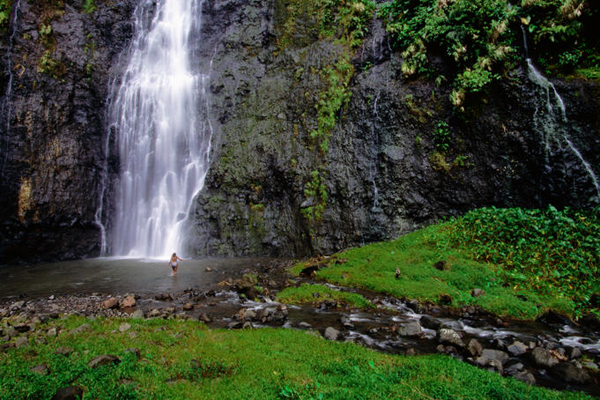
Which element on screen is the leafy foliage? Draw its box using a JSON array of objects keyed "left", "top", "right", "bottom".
[
  {"left": 379, "top": 0, "right": 599, "bottom": 107},
  {"left": 0, "top": 0, "right": 12, "bottom": 33},
  {"left": 435, "top": 206, "right": 600, "bottom": 317}
]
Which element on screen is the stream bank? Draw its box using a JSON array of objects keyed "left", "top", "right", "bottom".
[{"left": 1, "top": 259, "right": 599, "bottom": 397}]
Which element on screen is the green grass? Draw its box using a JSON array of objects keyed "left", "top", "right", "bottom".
[
  {"left": 0, "top": 315, "right": 593, "bottom": 399},
  {"left": 290, "top": 207, "right": 600, "bottom": 320},
  {"left": 276, "top": 283, "right": 374, "bottom": 309}
]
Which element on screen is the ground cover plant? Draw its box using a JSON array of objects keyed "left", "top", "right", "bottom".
[
  {"left": 291, "top": 206, "right": 599, "bottom": 320},
  {"left": 276, "top": 283, "right": 373, "bottom": 309},
  {"left": 0, "top": 315, "right": 594, "bottom": 399}
]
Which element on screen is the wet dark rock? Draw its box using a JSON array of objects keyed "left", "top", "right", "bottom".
[
  {"left": 300, "top": 265, "right": 319, "bottom": 278},
  {"left": 569, "top": 347, "right": 583, "bottom": 360},
  {"left": 505, "top": 362, "right": 525, "bottom": 376},
  {"left": 475, "top": 349, "right": 509, "bottom": 371},
  {"left": 437, "top": 328, "right": 464, "bottom": 348},
  {"left": 438, "top": 295, "right": 452, "bottom": 306},
  {"left": 406, "top": 299, "right": 421, "bottom": 313},
  {"left": 507, "top": 341, "right": 528, "bottom": 357},
  {"left": 550, "top": 362, "right": 591, "bottom": 384},
  {"left": 340, "top": 316, "right": 354, "bottom": 329},
  {"left": 537, "top": 311, "right": 573, "bottom": 326},
  {"left": 531, "top": 347, "right": 559, "bottom": 369},
  {"left": 514, "top": 371, "right": 537, "bottom": 385},
  {"left": 324, "top": 327, "right": 340, "bottom": 341},
  {"left": 419, "top": 315, "right": 441, "bottom": 330},
  {"left": 398, "top": 321, "right": 422, "bottom": 337},
  {"left": 52, "top": 386, "right": 84, "bottom": 400},
  {"left": 466, "top": 339, "right": 483, "bottom": 358},
  {"left": 14, "top": 323, "right": 31, "bottom": 333},
  {"left": 227, "top": 321, "right": 243, "bottom": 330},
  {"left": 155, "top": 293, "right": 173, "bottom": 301},
  {"left": 298, "top": 322, "right": 312, "bottom": 329},
  {"left": 88, "top": 355, "right": 120, "bottom": 368}
]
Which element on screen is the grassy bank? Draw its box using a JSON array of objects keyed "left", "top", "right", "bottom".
[
  {"left": 289, "top": 207, "right": 600, "bottom": 320},
  {"left": 0, "top": 315, "right": 593, "bottom": 399}
]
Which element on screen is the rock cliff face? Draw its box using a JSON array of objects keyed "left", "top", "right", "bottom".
[
  {"left": 1, "top": 0, "right": 599, "bottom": 263},
  {"left": 184, "top": 0, "right": 600, "bottom": 257},
  {"left": 0, "top": 0, "right": 137, "bottom": 263}
]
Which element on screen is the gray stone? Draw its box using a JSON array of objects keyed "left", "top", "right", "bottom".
[
  {"left": 419, "top": 315, "right": 441, "bottom": 330},
  {"left": 131, "top": 309, "right": 145, "bottom": 319},
  {"left": 298, "top": 322, "right": 312, "bottom": 329},
  {"left": 47, "top": 327, "right": 58, "bottom": 337},
  {"left": 507, "top": 341, "right": 528, "bottom": 357},
  {"left": 88, "top": 355, "right": 120, "bottom": 369},
  {"left": 475, "top": 349, "right": 510, "bottom": 367},
  {"left": 120, "top": 295, "right": 136, "bottom": 309},
  {"left": 148, "top": 309, "right": 162, "bottom": 318},
  {"left": 466, "top": 339, "right": 483, "bottom": 358},
  {"left": 471, "top": 288, "right": 484, "bottom": 297},
  {"left": 437, "top": 328, "right": 464, "bottom": 348},
  {"left": 10, "top": 301, "right": 25, "bottom": 311},
  {"left": 324, "top": 327, "right": 340, "bottom": 341},
  {"left": 513, "top": 371, "right": 536, "bottom": 385},
  {"left": 398, "top": 321, "right": 422, "bottom": 337},
  {"left": 531, "top": 347, "right": 559, "bottom": 369},
  {"left": 569, "top": 347, "right": 582, "bottom": 360},
  {"left": 118, "top": 323, "right": 131, "bottom": 332},
  {"left": 505, "top": 362, "right": 524, "bottom": 376},
  {"left": 199, "top": 313, "right": 212, "bottom": 323},
  {"left": 550, "top": 362, "right": 590, "bottom": 384}
]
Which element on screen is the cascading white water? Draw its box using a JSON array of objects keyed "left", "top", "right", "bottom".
[
  {"left": 108, "top": 0, "right": 212, "bottom": 258},
  {"left": 526, "top": 59, "right": 600, "bottom": 202}
]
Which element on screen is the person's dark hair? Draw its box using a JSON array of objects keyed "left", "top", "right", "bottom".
[{"left": 172, "top": 252, "right": 176, "bottom": 257}]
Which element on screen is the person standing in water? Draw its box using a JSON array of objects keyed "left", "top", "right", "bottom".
[{"left": 168, "top": 252, "right": 184, "bottom": 276}]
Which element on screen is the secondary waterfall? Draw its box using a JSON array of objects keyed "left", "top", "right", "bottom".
[
  {"left": 522, "top": 28, "right": 600, "bottom": 203},
  {"left": 526, "top": 59, "right": 600, "bottom": 203},
  {"left": 108, "top": 0, "right": 212, "bottom": 258}
]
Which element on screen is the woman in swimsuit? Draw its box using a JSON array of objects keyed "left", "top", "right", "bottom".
[{"left": 168, "top": 252, "right": 184, "bottom": 276}]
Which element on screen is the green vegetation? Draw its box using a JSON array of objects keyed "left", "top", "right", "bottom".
[
  {"left": 433, "top": 206, "right": 600, "bottom": 318},
  {"left": 0, "top": 0, "right": 12, "bottom": 34},
  {"left": 277, "top": 283, "right": 374, "bottom": 309},
  {"left": 0, "top": 315, "right": 593, "bottom": 399},
  {"left": 82, "top": 0, "right": 96, "bottom": 14},
  {"left": 379, "top": 0, "right": 600, "bottom": 108},
  {"left": 291, "top": 206, "right": 600, "bottom": 320}
]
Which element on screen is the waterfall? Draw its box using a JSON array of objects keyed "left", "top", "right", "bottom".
[
  {"left": 107, "top": 0, "right": 212, "bottom": 258},
  {"left": 1, "top": 0, "right": 23, "bottom": 175},
  {"left": 526, "top": 59, "right": 600, "bottom": 203}
]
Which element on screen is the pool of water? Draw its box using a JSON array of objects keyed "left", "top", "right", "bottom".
[{"left": 0, "top": 257, "right": 271, "bottom": 300}]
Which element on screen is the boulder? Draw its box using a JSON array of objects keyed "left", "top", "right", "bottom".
[
  {"left": 531, "top": 347, "right": 559, "bottom": 369},
  {"left": 419, "top": 315, "right": 441, "bottom": 330},
  {"left": 513, "top": 371, "right": 536, "bottom": 385},
  {"left": 118, "top": 323, "right": 131, "bottom": 332},
  {"left": 102, "top": 298, "right": 119, "bottom": 309},
  {"left": 131, "top": 309, "right": 145, "bottom": 319},
  {"left": 466, "top": 339, "right": 483, "bottom": 358},
  {"left": 120, "top": 295, "right": 136, "bottom": 309},
  {"left": 398, "top": 321, "right": 422, "bottom": 337},
  {"left": 506, "top": 341, "right": 528, "bottom": 357},
  {"left": 471, "top": 289, "right": 485, "bottom": 297},
  {"left": 550, "top": 362, "right": 591, "bottom": 384},
  {"left": 475, "top": 349, "right": 510, "bottom": 368},
  {"left": 324, "top": 327, "right": 340, "bottom": 341},
  {"left": 437, "top": 328, "right": 464, "bottom": 348}
]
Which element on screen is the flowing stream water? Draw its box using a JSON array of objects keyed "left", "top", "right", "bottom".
[{"left": 106, "top": 0, "right": 212, "bottom": 258}]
